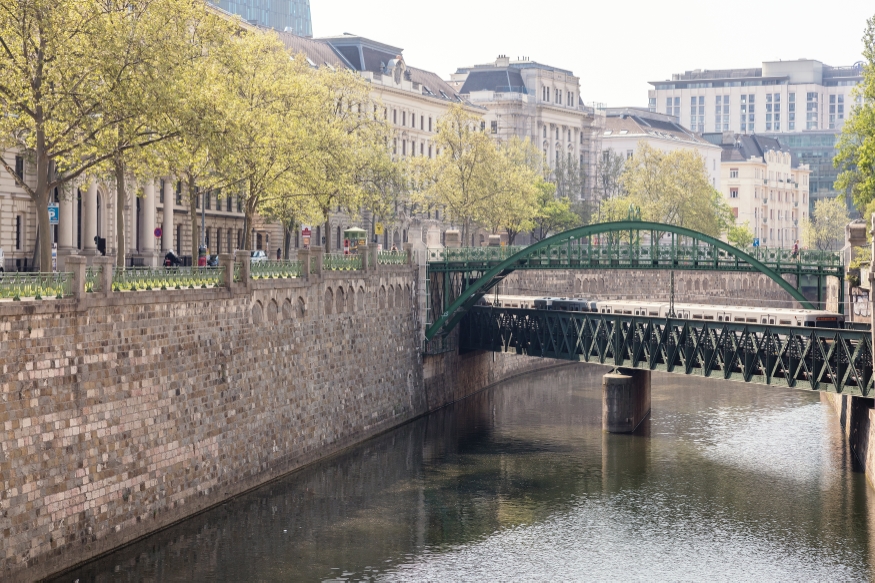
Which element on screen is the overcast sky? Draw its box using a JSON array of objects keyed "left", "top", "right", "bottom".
[{"left": 311, "top": 0, "right": 873, "bottom": 107}]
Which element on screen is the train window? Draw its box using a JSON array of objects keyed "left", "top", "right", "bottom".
[
  {"left": 623, "top": 310, "right": 632, "bottom": 315},
  {"left": 693, "top": 314, "right": 703, "bottom": 319},
  {"left": 769, "top": 319, "right": 775, "bottom": 325},
  {"left": 761, "top": 318, "right": 767, "bottom": 324},
  {"left": 634, "top": 310, "right": 640, "bottom": 316},
  {"left": 718, "top": 316, "right": 723, "bottom": 321},
  {"left": 735, "top": 317, "right": 746, "bottom": 322},
  {"left": 780, "top": 320, "right": 791, "bottom": 325},
  {"left": 747, "top": 318, "right": 757, "bottom": 323},
  {"left": 649, "top": 311, "right": 658, "bottom": 316},
  {"left": 704, "top": 316, "right": 714, "bottom": 320}
]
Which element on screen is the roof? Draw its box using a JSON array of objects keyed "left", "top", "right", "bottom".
[
  {"left": 407, "top": 67, "right": 465, "bottom": 102},
  {"left": 277, "top": 32, "right": 350, "bottom": 69},
  {"left": 602, "top": 114, "right": 715, "bottom": 147},
  {"left": 719, "top": 134, "right": 801, "bottom": 166},
  {"left": 458, "top": 69, "right": 527, "bottom": 94}
]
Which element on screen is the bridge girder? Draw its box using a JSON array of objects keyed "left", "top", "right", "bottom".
[{"left": 425, "top": 221, "right": 840, "bottom": 342}]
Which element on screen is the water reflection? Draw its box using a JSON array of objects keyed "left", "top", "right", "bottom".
[{"left": 56, "top": 365, "right": 874, "bottom": 582}]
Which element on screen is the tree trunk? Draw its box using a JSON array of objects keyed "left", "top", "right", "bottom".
[
  {"left": 188, "top": 174, "right": 199, "bottom": 260},
  {"left": 242, "top": 179, "right": 254, "bottom": 252},
  {"left": 283, "top": 219, "right": 293, "bottom": 259},
  {"left": 34, "top": 129, "right": 52, "bottom": 272},
  {"left": 115, "top": 156, "right": 127, "bottom": 268},
  {"left": 324, "top": 218, "right": 331, "bottom": 251}
]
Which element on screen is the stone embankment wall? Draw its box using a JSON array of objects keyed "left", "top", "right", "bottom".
[
  {"left": 498, "top": 269, "right": 834, "bottom": 310},
  {"left": 0, "top": 260, "right": 565, "bottom": 581},
  {"left": 824, "top": 393, "right": 875, "bottom": 490}
]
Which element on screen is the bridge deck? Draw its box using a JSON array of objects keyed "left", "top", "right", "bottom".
[{"left": 460, "top": 307, "right": 873, "bottom": 396}]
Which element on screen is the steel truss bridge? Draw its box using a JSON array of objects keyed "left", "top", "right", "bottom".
[
  {"left": 459, "top": 307, "right": 873, "bottom": 396},
  {"left": 425, "top": 221, "right": 845, "bottom": 345}
]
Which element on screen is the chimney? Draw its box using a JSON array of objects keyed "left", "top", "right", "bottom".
[{"left": 496, "top": 54, "right": 510, "bottom": 67}]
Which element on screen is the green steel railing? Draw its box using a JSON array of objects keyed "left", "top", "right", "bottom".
[
  {"left": 250, "top": 260, "right": 302, "bottom": 279},
  {"left": 324, "top": 253, "right": 362, "bottom": 271},
  {"left": 378, "top": 251, "right": 407, "bottom": 266},
  {"left": 112, "top": 267, "right": 221, "bottom": 291},
  {"left": 85, "top": 266, "right": 102, "bottom": 293},
  {"left": 0, "top": 272, "right": 72, "bottom": 300}
]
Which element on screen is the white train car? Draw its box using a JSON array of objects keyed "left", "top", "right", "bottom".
[{"left": 472, "top": 295, "right": 844, "bottom": 329}]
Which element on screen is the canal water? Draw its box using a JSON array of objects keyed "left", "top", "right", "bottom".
[{"left": 57, "top": 364, "right": 875, "bottom": 582}]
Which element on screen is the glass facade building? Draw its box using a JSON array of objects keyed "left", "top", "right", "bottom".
[
  {"left": 213, "top": 0, "right": 312, "bottom": 37},
  {"left": 767, "top": 131, "right": 846, "bottom": 212}
]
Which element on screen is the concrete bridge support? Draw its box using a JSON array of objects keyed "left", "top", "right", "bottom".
[{"left": 603, "top": 369, "right": 651, "bottom": 433}]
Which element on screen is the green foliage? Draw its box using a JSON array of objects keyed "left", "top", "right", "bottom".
[
  {"left": 727, "top": 221, "right": 755, "bottom": 249},
  {"left": 835, "top": 15, "right": 875, "bottom": 212},
  {"left": 802, "top": 196, "right": 850, "bottom": 251}
]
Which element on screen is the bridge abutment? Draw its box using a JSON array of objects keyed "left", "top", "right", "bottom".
[{"left": 603, "top": 369, "right": 651, "bottom": 433}]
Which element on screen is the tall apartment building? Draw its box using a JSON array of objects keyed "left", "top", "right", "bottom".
[
  {"left": 449, "top": 56, "right": 604, "bottom": 202},
  {"left": 212, "top": 0, "right": 312, "bottom": 36},
  {"left": 649, "top": 59, "right": 864, "bottom": 207}
]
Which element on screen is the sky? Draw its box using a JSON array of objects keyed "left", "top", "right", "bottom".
[{"left": 311, "top": 0, "right": 873, "bottom": 107}]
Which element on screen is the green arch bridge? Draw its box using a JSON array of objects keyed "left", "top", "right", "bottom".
[{"left": 425, "top": 221, "right": 845, "bottom": 344}]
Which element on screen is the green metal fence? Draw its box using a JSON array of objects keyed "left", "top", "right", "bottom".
[
  {"left": 250, "top": 260, "right": 302, "bottom": 280},
  {"left": 324, "top": 253, "right": 362, "bottom": 271},
  {"left": 85, "top": 266, "right": 102, "bottom": 293},
  {"left": 0, "top": 272, "right": 72, "bottom": 300},
  {"left": 112, "top": 267, "right": 221, "bottom": 291},
  {"left": 378, "top": 251, "right": 407, "bottom": 266}
]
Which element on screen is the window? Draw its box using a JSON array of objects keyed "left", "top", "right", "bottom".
[
  {"left": 690, "top": 95, "right": 705, "bottom": 132},
  {"left": 176, "top": 225, "right": 182, "bottom": 252},
  {"left": 648, "top": 97, "right": 656, "bottom": 112},
  {"left": 176, "top": 181, "right": 182, "bottom": 205},
  {"left": 402, "top": 112, "right": 406, "bottom": 126},
  {"left": 402, "top": 140, "right": 406, "bottom": 156},
  {"left": 204, "top": 192, "right": 211, "bottom": 210},
  {"left": 665, "top": 96, "right": 680, "bottom": 117},
  {"left": 490, "top": 120, "right": 497, "bottom": 134},
  {"left": 480, "top": 121, "right": 486, "bottom": 132},
  {"left": 15, "top": 215, "right": 22, "bottom": 250},
  {"left": 159, "top": 179, "right": 165, "bottom": 204},
  {"left": 227, "top": 196, "right": 232, "bottom": 212},
  {"left": 555, "top": 127, "right": 559, "bottom": 140},
  {"left": 420, "top": 142, "right": 424, "bottom": 156},
  {"left": 715, "top": 95, "right": 730, "bottom": 131},
  {"left": 14, "top": 155, "right": 23, "bottom": 181},
  {"left": 730, "top": 168, "right": 739, "bottom": 179},
  {"left": 393, "top": 110, "right": 397, "bottom": 124},
  {"left": 237, "top": 196, "right": 243, "bottom": 213},
  {"left": 428, "top": 117, "right": 432, "bottom": 132},
  {"left": 626, "top": 150, "right": 633, "bottom": 160}
]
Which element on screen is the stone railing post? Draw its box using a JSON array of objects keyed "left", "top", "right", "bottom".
[
  {"left": 312, "top": 246, "right": 324, "bottom": 277},
  {"left": 403, "top": 242, "right": 414, "bottom": 266},
  {"left": 368, "top": 243, "right": 379, "bottom": 272},
  {"left": 219, "top": 253, "right": 233, "bottom": 290},
  {"left": 66, "top": 255, "right": 87, "bottom": 299},
  {"left": 94, "top": 256, "right": 114, "bottom": 297},
  {"left": 237, "top": 251, "right": 251, "bottom": 289},
  {"left": 359, "top": 247, "right": 369, "bottom": 272},
  {"left": 298, "top": 249, "right": 311, "bottom": 280}
]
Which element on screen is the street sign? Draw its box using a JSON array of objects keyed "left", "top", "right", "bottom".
[
  {"left": 343, "top": 238, "right": 350, "bottom": 255},
  {"left": 154, "top": 227, "right": 163, "bottom": 238},
  {"left": 753, "top": 238, "right": 760, "bottom": 248},
  {"left": 301, "top": 225, "right": 311, "bottom": 249},
  {"left": 374, "top": 223, "right": 384, "bottom": 236},
  {"left": 48, "top": 203, "right": 59, "bottom": 225}
]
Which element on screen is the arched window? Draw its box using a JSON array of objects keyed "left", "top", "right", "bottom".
[
  {"left": 256, "top": 233, "right": 263, "bottom": 250},
  {"left": 324, "top": 288, "right": 334, "bottom": 315},
  {"left": 336, "top": 287, "right": 345, "bottom": 313},
  {"left": 387, "top": 285, "right": 394, "bottom": 309},
  {"left": 336, "top": 226, "right": 341, "bottom": 250}
]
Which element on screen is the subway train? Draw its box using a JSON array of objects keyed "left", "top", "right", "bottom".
[{"left": 474, "top": 295, "right": 845, "bottom": 328}]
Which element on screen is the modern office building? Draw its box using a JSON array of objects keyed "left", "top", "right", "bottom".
[
  {"left": 449, "top": 56, "right": 604, "bottom": 202},
  {"left": 651, "top": 59, "right": 863, "bottom": 207},
  {"left": 212, "top": 0, "right": 312, "bottom": 36}
]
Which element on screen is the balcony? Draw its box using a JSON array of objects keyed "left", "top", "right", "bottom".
[
  {"left": 763, "top": 198, "right": 768, "bottom": 204},
  {"left": 762, "top": 217, "right": 768, "bottom": 224},
  {"left": 763, "top": 179, "right": 768, "bottom": 185}
]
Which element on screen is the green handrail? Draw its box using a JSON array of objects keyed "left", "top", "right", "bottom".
[
  {"left": 0, "top": 272, "right": 72, "bottom": 300},
  {"left": 112, "top": 267, "right": 220, "bottom": 291}
]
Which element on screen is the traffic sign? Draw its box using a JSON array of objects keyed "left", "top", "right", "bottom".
[
  {"left": 374, "top": 223, "right": 384, "bottom": 236},
  {"left": 301, "top": 225, "right": 311, "bottom": 249},
  {"left": 753, "top": 238, "right": 760, "bottom": 248},
  {"left": 48, "top": 203, "right": 59, "bottom": 225},
  {"left": 154, "top": 227, "right": 163, "bottom": 238}
]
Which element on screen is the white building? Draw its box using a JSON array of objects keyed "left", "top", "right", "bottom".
[
  {"left": 649, "top": 59, "right": 863, "bottom": 135},
  {"left": 718, "top": 135, "right": 810, "bottom": 248},
  {"left": 449, "top": 55, "right": 604, "bottom": 202},
  {"left": 601, "top": 108, "right": 722, "bottom": 190}
]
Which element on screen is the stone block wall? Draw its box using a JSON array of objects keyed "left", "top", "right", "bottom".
[
  {"left": 823, "top": 393, "right": 875, "bottom": 491},
  {"left": 0, "top": 268, "right": 426, "bottom": 581}
]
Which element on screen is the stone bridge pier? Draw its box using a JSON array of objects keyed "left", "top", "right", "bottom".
[{"left": 602, "top": 369, "right": 651, "bottom": 433}]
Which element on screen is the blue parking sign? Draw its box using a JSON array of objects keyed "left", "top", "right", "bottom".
[
  {"left": 753, "top": 238, "right": 760, "bottom": 248},
  {"left": 48, "top": 203, "right": 59, "bottom": 225}
]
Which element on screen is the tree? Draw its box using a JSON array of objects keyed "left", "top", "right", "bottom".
[
  {"left": 419, "top": 105, "right": 498, "bottom": 244},
  {"left": 552, "top": 154, "right": 587, "bottom": 201},
  {"left": 594, "top": 149, "right": 625, "bottom": 218},
  {"left": 0, "top": 1, "right": 167, "bottom": 269},
  {"left": 209, "top": 31, "right": 317, "bottom": 251},
  {"left": 727, "top": 221, "right": 755, "bottom": 249},
  {"left": 531, "top": 182, "right": 579, "bottom": 242},
  {"left": 835, "top": 15, "right": 875, "bottom": 212},
  {"left": 617, "top": 142, "right": 733, "bottom": 237},
  {"left": 802, "top": 196, "right": 849, "bottom": 251}
]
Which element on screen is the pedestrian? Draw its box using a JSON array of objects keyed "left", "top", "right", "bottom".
[
  {"left": 276, "top": 247, "right": 282, "bottom": 261},
  {"left": 390, "top": 244, "right": 398, "bottom": 252},
  {"left": 792, "top": 239, "right": 799, "bottom": 259}
]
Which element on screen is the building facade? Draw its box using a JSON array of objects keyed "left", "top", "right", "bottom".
[
  {"left": 212, "top": 0, "right": 312, "bottom": 36},
  {"left": 717, "top": 135, "right": 810, "bottom": 248},
  {"left": 279, "top": 33, "right": 488, "bottom": 250},
  {"left": 449, "top": 56, "right": 604, "bottom": 202},
  {"left": 601, "top": 108, "right": 722, "bottom": 190},
  {"left": 649, "top": 59, "right": 863, "bottom": 208}
]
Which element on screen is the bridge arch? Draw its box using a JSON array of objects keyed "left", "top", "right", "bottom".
[{"left": 426, "top": 221, "right": 818, "bottom": 341}]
